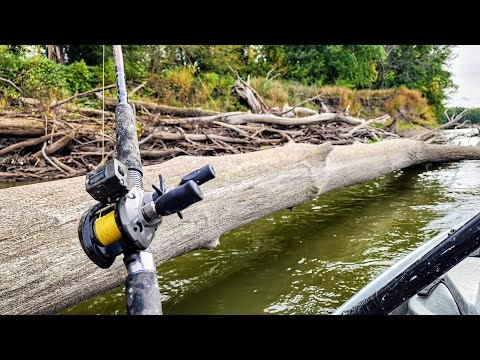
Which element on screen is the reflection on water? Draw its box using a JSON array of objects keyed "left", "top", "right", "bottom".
[{"left": 63, "top": 158, "right": 480, "bottom": 315}]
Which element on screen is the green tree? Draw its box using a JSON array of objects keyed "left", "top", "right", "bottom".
[
  {"left": 253, "top": 45, "right": 385, "bottom": 88},
  {"left": 64, "top": 45, "right": 149, "bottom": 83},
  {"left": 177, "top": 45, "right": 247, "bottom": 75},
  {"left": 64, "top": 45, "right": 104, "bottom": 65},
  {"left": 376, "top": 45, "right": 457, "bottom": 116},
  {"left": 0, "top": 45, "right": 458, "bottom": 116}
]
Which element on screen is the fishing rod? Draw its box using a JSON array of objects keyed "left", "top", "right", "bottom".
[
  {"left": 78, "top": 45, "right": 216, "bottom": 315},
  {"left": 334, "top": 213, "right": 480, "bottom": 315}
]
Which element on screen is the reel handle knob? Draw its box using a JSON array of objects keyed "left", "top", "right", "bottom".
[
  {"left": 180, "top": 164, "right": 216, "bottom": 186},
  {"left": 154, "top": 180, "right": 204, "bottom": 216}
]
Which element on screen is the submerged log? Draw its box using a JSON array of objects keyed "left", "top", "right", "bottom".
[{"left": 1, "top": 139, "right": 480, "bottom": 314}]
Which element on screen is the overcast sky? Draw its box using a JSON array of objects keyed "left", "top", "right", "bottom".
[{"left": 446, "top": 45, "right": 480, "bottom": 108}]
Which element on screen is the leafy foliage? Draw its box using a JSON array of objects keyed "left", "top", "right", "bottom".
[
  {"left": 257, "top": 45, "right": 385, "bottom": 88},
  {"left": 375, "top": 45, "right": 457, "bottom": 117},
  {"left": 15, "top": 55, "right": 68, "bottom": 105},
  {"left": 64, "top": 60, "right": 95, "bottom": 93},
  {"left": 0, "top": 45, "right": 458, "bottom": 119}
]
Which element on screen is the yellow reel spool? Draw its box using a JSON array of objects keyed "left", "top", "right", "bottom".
[{"left": 94, "top": 210, "right": 122, "bottom": 246}]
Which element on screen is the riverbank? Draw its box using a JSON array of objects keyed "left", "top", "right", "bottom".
[{"left": 0, "top": 85, "right": 441, "bottom": 182}]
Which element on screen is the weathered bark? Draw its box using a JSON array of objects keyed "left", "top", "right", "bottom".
[
  {"left": 0, "top": 117, "right": 107, "bottom": 138},
  {"left": 231, "top": 71, "right": 269, "bottom": 114},
  {"left": 0, "top": 111, "right": 368, "bottom": 140},
  {"left": 74, "top": 146, "right": 184, "bottom": 159},
  {"left": 234, "top": 78, "right": 265, "bottom": 113},
  {"left": 0, "top": 117, "right": 46, "bottom": 136},
  {"left": 414, "top": 109, "right": 471, "bottom": 142},
  {"left": 1, "top": 139, "right": 480, "bottom": 314},
  {"left": 47, "top": 45, "right": 65, "bottom": 65},
  {"left": 415, "top": 122, "right": 465, "bottom": 142},
  {"left": 181, "top": 112, "right": 366, "bottom": 126},
  {"left": 33, "top": 131, "right": 75, "bottom": 158},
  {"left": 139, "top": 149, "right": 185, "bottom": 159},
  {"left": 50, "top": 156, "right": 79, "bottom": 175}
]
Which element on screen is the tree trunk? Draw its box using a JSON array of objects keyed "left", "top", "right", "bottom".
[
  {"left": 1, "top": 139, "right": 480, "bottom": 314},
  {"left": 47, "top": 45, "right": 65, "bottom": 65},
  {"left": 0, "top": 117, "right": 101, "bottom": 142},
  {"left": 234, "top": 78, "right": 263, "bottom": 113}
]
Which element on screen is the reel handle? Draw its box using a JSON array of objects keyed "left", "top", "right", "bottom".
[
  {"left": 180, "top": 164, "right": 216, "bottom": 186},
  {"left": 154, "top": 180, "right": 204, "bottom": 216}
]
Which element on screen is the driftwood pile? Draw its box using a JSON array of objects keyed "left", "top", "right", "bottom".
[{"left": 0, "top": 77, "right": 432, "bottom": 181}]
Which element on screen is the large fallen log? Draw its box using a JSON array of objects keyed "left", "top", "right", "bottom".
[
  {"left": 0, "top": 117, "right": 47, "bottom": 136},
  {"left": 0, "top": 117, "right": 101, "bottom": 135},
  {"left": 180, "top": 112, "right": 366, "bottom": 126},
  {"left": 1, "top": 139, "right": 480, "bottom": 314}
]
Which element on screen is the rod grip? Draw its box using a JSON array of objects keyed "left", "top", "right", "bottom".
[
  {"left": 125, "top": 271, "right": 163, "bottom": 315},
  {"left": 115, "top": 103, "right": 142, "bottom": 175}
]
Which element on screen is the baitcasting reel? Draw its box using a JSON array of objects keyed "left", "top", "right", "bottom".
[{"left": 78, "top": 158, "right": 215, "bottom": 268}]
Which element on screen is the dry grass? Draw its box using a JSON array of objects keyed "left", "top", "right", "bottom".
[
  {"left": 250, "top": 80, "right": 437, "bottom": 130},
  {"left": 145, "top": 68, "right": 438, "bottom": 131}
]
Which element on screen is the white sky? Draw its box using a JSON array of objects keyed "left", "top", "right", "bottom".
[{"left": 446, "top": 45, "right": 480, "bottom": 108}]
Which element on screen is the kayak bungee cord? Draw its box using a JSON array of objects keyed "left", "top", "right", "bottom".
[{"left": 78, "top": 45, "right": 216, "bottom": 315}]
